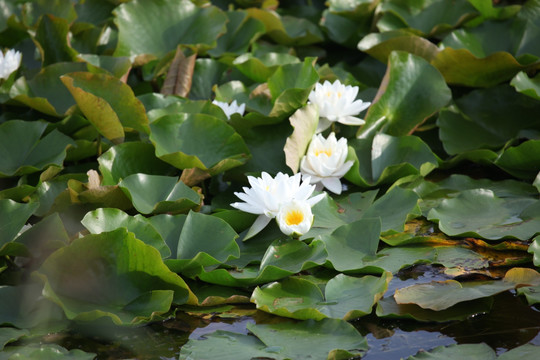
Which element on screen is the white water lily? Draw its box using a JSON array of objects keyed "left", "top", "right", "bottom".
[
  {"left": 308, "top": 80, "right": 370, "bottom": 133},
  {"left": 212, "top": 99, "right": 246, "bottom": 119},
  {"left": 0, "top": 49, "right": 22, "bottom": 80},
  {"left": 300, "top": 132, "right": 353, "bottom": 194},
  {"left": 276, "top": 200, "right": 313, "bottom": 237},
  {"left": 231, "top": 172, "right": 325, "bottom": 238}
]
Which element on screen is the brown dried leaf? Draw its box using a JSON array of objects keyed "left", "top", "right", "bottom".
[{"left": 161, "top": 47, "right": 196, "bottom": 97}]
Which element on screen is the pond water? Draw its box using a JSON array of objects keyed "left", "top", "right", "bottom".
[{"left": 34, "top": 265, "right": 540, "bottom": 359}]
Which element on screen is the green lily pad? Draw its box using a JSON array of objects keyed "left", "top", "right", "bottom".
[
  {"left": 82, "top": 208, "right": 171, "bottom": 258},
  {"left": 9, "top": 62, "right": 87, "bottom": 116},
  {"left": 394, "top": 267, "right": 540, "bottom": 311},
  {"left": 511, "top": 71, "right": 540, "bottom": 100},
  {"left": 359, "top": 51, "right": 451, "bottom": 137},
  {"left": 427, "top": 189, "right": 540, "bottom": 240},
  {"left": 348, "top": 133, "right": 438, "bottom": 187},
  {"left": 232, "top": 52, "right": 299, "bottom": 83},
  {"left": 0, "top": 120, "right": 73, "bottom": 177},
  {"left": 118, "top": 174, "right": 201, "bottom": 215},
  {"left": 36, "top": 228, "right": 197, "bottom": 325},
  {"left": 165, "top": 211, "right": 239, "bottom": 276},
  {"left": 180, "top": 318, "right": 367, "bottom": 360},
  {"left": 34, "top": 14, "right": 78, "bottom": 66},
  {"left": 499, "top": 344, "right": 540, "bottom": 360},
  {"left": 149, "top": 113, "right": 251, "bottom": 175},
  {"left": 207, "top": 10, "right": 265, "bottom": 58},
  {"left": 377, "top": 0, "right": 478, "bottom": 36},
  {"left": 246, "top": 8, "right": 324, "bottom": 46},
  {"left": 98, "top": 142, "right": 174, "bottom": 185},
  {"left": 495, "top": 140, "right": 540, "bottom": 181},
  {"left": 246, "top": 319, "right": 368, "bottom": 360},
  {"left": 406, "top": 343, "right": 496, "bottom": 359},
  {"left": 252, "top": 272, "right": 391, "bottom": 320},
  {"left": 0, "top": 343, "right": 96, "bottom": 360},
  {"left": 61, "top": 72, "right": 150, "bottom": 142},
  {"left": 376, "top": 296, "right": 493, "bottom": 322},
  {"left": 114, "top": 0, "right": 227, "bottom": 58},
  {"left": 0, "top": 328, "right": 28, "bottom": 351},
  {"left": 0, "top": 199, "right": 38, "bottom": 250}
]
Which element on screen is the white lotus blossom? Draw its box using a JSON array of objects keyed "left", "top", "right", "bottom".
[
  {"left": 212, "top": 100, "right": 246, "bottom": 119},
  {"left": 0, "top": 49, "right": 22, "bottom": 80},
  {"left": 231, "top": 172, "right": 325, "bottom": 238},
  {"left": 308, "top": 80, "right": 370, "bottom": 133},
  {"left": 300, "top": 132, "right": 353, "bottom": 195},
  {"left": 276, "top": 200, "right": 313, "bottom": 237}
]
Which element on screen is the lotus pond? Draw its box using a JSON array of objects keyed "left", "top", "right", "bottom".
[{"left": 1, "top": 0, "right": 540, "bottom": 359}]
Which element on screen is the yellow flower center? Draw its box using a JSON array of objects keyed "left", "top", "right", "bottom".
[
  {"left": 337, "top": 91, "right": 342, "bottom": 98},
  {"left": 315, "top": 148, "right": 332, "bottom": 157},
  {"left": 285, "top": 210, "right": 304, "bottom": 226}
]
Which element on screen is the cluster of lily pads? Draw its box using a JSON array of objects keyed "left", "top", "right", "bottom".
[{"left": 1, "top": 0, "right": 540, "bottom": 359}]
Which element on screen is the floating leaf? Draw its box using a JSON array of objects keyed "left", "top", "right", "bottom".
[
  {"left": 9, "top": 62, "right": 87, "bottom": 116},
  {"left": 82, "top": 208, "right": 171, "bottom": 258},
  {"left": 0, "top": 343, "right": 96, "bottom": 359},
  {"left": 118, "top": 174, "right": 201, "bottom": 215},
  {"left": 36, "top": 228, "right": 197, "bottom": 325},
  {"left": 252, "top": 272, "right": 391, "bottom": 320},
  {"left": 33, "top": 14, "right": 78, "bottom": 66},
  {"left": 165, "top": 211, "right": 240, "bottom": 276},
  {"left": 428, "top": 189, "right": 540, "bottom": 240},
  {"left": 511, "top": 71, "right": 540, "bottom": 100},
  {"left": 495, "top": 140, "right": 540, "bottom": 181},
  {"left": 98, "top": 142, "right": 175, "bottom": 186},
  {"left": 407, "top": 343, "right": 496, "bottom": 359},
  {"left": 114, "top": 0, "right": 227, "bottom": 58},
  {"left": 0, "top": 120, "right": 73, "bottom": 177},
  {"left": 150, "top": 113, "right": 250, "bottom": 175},
  {"left": 359, "top": 51, "right": 451, "bottom": 137},
  {"left": 394, "top": 267, "right": 540, "bottom": 311},
  {"left": 0, "top": 327, "right": 28, "bottom": 351},
  {"left": 207, "top": 10, "right": 265, "bottom": 57},
  {"left": 61, "top": 72, "right": 150, "bottom": 142},
  {"left": 0, "top": 199, "right": 38, "bottom": 251},
  {"left": 358, "top": 30, "right": 439, "bottom": 63}
]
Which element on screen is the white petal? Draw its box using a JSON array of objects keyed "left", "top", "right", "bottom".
[
  {"left": 244, "top": 215, "right": 272, "bottom": 240},
  {"left": 316, "top": 117, "right": 333, "bottom": 133},
  {"left": 338, "top": 116, "right": 365, "bottom": 126},
  {"left": 321, "top": 177, "right": 343, "bottom": 194}
]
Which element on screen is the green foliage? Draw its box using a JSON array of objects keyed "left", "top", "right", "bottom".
[{"left": 1, "top": 0, "right": 540, "bottom": 358}]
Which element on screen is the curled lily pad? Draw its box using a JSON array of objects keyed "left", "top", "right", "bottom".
[
  {"left": 150, "top": 113, "right": 251, "bottom": 175},
  {"left": 118, "top": 174, "right": 201, "bottom": 215},
  {"left": 0, "top": 120, "right": 73, "bottom": 177},
  {"left": 252, "top": 272, "right": 392, "bottom": 320},
  {"left": 36, "top": 228, "right": 197, "bottom": 325},
  {"left": 394, "top": 267, "right": 540, "bottom": 311}
]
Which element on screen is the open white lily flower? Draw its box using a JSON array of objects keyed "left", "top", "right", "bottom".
[
  {"left": 276, "top": 200, "right": 313, "bottom": 237},
  {"left": 308, "top": 80, "right": 370, "bottom": 133},
  {"left": 0, "top": 49, "right": 22, "bottom": 80},
  {"left": 300, "top": 132, "right": 353, "bottom": 195},
  {"left": 231, "top": 172, "right": 325, "bottom": 239},
  {"left": 212, "top": 99, "right": 246, "bottom": 119}
]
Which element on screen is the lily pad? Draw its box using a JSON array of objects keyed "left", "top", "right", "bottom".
[
  {"left": 252, "top": 272, "right": 392, "bottom": 320},
  {"left": 118, "top": 174, "right": 201, "bottom": 215},
  {"left": 0, "top": 120, "right": 73, "bottom": 177},
  {"left": 114, "top": 0, "right": 228, "bottom": 58},
  {"left": 394, "top": 267, "right": 540, "bottom": 311},
  {"left": 406, "top": 343, "right": 496, "bottom": 360},
  {"left": 359, "top": 51, "right": 451, "bottom": 137},
  {"left": 36, "top": 228, "right": 197, "bottom": 325},
  {"left": 0, "top": 343, "right": 96, "bottom": 360},
  {"left": 0, "top": 199, "right": 39, "bottom": 250},
  {"left": 149, "top": 113, "right": 251, "bottom": 175},
  {"left": 427, "top": 189, "right": 540, "bottom": 240},
  {"left": 82, "top": 208, "right": 171, "bottom": 258}
]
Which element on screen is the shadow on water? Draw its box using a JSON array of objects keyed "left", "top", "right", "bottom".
[{"left": 34, "top": 265, "right": 540, "bottom": 359}]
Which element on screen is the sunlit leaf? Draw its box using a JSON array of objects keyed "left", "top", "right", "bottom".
[
  {"left": 114, "top": 0, "right": 227, "bottom": 58},
  {"left": 82, "top": 208, "right": 171, "bottom": 258},
  {"left": 118, "top": 174, "right": 201, "bottom": 215},
  {"left": 428, "top": 189, "right": 540, "bottom": 240},
  {"left": 511, "top": 71, "right": 540, "bottom": 100},
  {"left": 0, "top": 343, "right": 95, "bottom": 360},
  {"left": 359, "top": 51, "right": 451, "bottom": 137},
  {"left": 150, "top": 113, "right": 251, "bottom": 175},
  {"left": 283, "top": 104, "right": 318, "bottom": 173},
  {"left": 252, "top": 272, "right": 391, "bottom": 320},
  {"left": 394, "top": 267, "right": 540, "bottom": 311}
]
